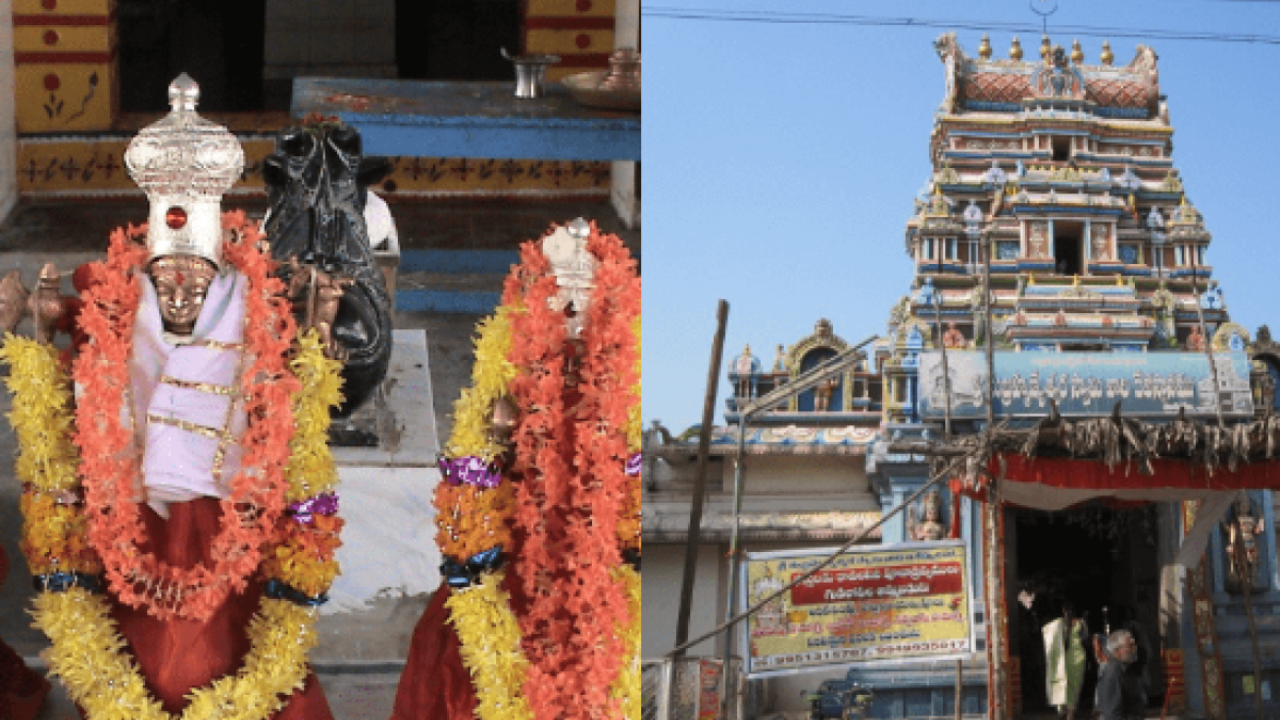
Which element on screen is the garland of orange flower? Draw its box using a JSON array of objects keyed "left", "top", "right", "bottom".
[
  {"left": 433, "top": 222, "right": 641, "bottom": 720},
  {"left": 508, "top": 224, "right": 638, "bottom": 720},
  {"left": 73, "top": 212, "right": 299, "bottom": 622}
]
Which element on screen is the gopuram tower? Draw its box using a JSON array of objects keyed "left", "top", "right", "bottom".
[
  {"left": 890, "top": 32, "right": 1247, "bottom": 419},
  {"left": 868, "top": 33, "right": 1277, "bottom": 720},
  {"left": 643, "top": 34, "right": 1280, "bottom": 720}
]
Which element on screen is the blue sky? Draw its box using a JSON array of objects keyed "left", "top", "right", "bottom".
[{"left": 642, "top": 0, "right": 1280, "bottom": 432}]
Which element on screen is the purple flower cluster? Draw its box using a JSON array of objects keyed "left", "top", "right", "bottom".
[
  {"left": 289, "top": 492, "right": 340, "bottom": 525},
  {"left": 440, "top": 455, "right": 502, "bottom": 489},
  {"left": 626, "top": 452, "right": 642, "bottom": 476}
]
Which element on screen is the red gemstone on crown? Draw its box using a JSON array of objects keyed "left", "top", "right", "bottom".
[{"left": 166, "top": 207, "right": 188, "bottom": 229}]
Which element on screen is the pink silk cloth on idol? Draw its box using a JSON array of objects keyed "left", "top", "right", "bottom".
[
  {"left": 130, "top": 269, "right": 250, "bottom": 517},
  {"left": 101, "top": 268, "right": 333, "bottom": 718}
]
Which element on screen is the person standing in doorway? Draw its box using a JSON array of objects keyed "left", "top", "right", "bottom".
[
  {"left": 1043, "top": 601, "right": 1088, "bottom": 719},
  {"left": 1096, "top": 630, "right": 1145, "bottom": 720}
]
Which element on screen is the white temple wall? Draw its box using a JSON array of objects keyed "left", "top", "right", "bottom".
[
  {"left": 725, "top": 454, "right": 879, "bottom": 511},
  {"left": 643, "top": 543, "right": 724, "bottom": 658}
]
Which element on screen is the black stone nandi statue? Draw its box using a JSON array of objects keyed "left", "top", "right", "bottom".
[{"left": 262, "top": 120, "right": 394, "bottom": 417}]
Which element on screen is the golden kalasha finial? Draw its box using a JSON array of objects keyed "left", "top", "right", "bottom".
[
  {"left": 1010, "top": 36, "right": 1024, "bottom": 61},
  {"left": 1039, "top": 35, "right": 1051, "bottom": 60},
  {"left": 979, "top": 34, "right": 992, "bottom": 60},
  {"left": 1071, "top": 38, "right": 1084, "bottom": 64},
  {"left": 1100, "top": 40, "right": 1114, "bottom": 66}
]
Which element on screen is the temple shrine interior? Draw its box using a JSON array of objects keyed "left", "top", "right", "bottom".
[{"left": 116, "top": 0, "right": 521, "bottom": 113}]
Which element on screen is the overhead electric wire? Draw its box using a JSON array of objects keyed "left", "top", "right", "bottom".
[{"left": 644, "top": 6, "right": 1280, "bottom": 45}]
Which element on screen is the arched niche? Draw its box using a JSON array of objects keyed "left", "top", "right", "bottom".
[{"left": 785, "top": 319, "right": 851, "bottom": 412}]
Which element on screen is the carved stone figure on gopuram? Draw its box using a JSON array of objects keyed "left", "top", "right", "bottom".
[{"left": 0, "top": 74, "right": 392, "bottom": 720}]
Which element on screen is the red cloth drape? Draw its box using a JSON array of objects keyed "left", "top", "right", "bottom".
[
  {"left": 952, "top": 454, "right": 1280, "bottom": 508},
  {"left": 0, "top": 544, "right": 52, "bottom": 720},
  {"left": 389, "top": 584, "right": 478, "bottom": 720},
  {"left": 108, "top": 498, "right": 333, "bottom": 719},
  {"left": 1000, "top": 454, "right": 1280, "bottom": 490},
  {"left": 391, "top": 569, "right": 535, "bottom": 720}
]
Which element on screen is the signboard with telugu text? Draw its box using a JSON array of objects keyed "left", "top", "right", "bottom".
[{"left": 740, "top": 541, "right": 975, "bottom": 678}]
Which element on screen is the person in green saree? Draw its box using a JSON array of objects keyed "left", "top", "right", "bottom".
[{"left": 1043, "top": 601, "right": 1088, "bottom": 719}]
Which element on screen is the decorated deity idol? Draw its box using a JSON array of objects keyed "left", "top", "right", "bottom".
[
  {"left": 1224, "top": 492, "right": 1266, "bottom": 591},
  {"left": 390, "top": 219, "right": 641, "bottom": 720},
  {"left": 909, "top": 489, "right": 949, "bottom": 542},
  {"left": 0, "top": 75, "right": 361, "bottom": 720}
]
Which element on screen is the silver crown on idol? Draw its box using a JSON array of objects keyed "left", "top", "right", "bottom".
[
  {"left": 124, "top": 73, "right": 245, "bottom": 269},
  {"left": 543, "top": 217, "right": 598, "bottom": 339}
]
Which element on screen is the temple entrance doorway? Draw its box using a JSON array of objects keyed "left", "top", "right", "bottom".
[{"left": 1006, "top": 503, "right": 1164, "bottom": 718}]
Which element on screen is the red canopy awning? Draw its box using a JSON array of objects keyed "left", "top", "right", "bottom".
[{"left": 955, "top": 454, "right": 1280, "bottom": 511}]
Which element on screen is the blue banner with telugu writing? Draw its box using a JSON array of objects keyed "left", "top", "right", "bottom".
[{"left": 916, "top": 351, "right": 1254, "bottom": 419}]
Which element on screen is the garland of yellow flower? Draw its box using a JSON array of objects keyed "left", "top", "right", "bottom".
[
  {"left": 262, "top": 329, "right": 346, "bottom": 598},
  {"left": 4, "top": 254, "right": 345, "bottom": 719},
  {"left": 444, "top": 572, "right": 534, "bottom": 720},
  {"left": 617, "top": 316, "right": 642, "bottom": 552},
  {"left": 445, "top": 306, "right": 518, "bottom": 464},
  {"left": 0, "top": 336, "right": 99, "bottom": 579},
  {"left": 435, "top": 307, "right": 520, "bottom": 563},
  {"left": 434, "top": 306, "right": 532, "bottom": 720},
  {"left": 609, "top": 565, "right": 642, "bottom": 719},
  {"left": 606, "top": 317, "right": 642, "bottom": 719},
  {"left": 32, "top": 589, "right": 318, "bottom": 720}
]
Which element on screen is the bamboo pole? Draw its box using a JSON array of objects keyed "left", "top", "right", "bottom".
[{"left": 674, "top": 300, "right": 729, "bottom": 657}]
